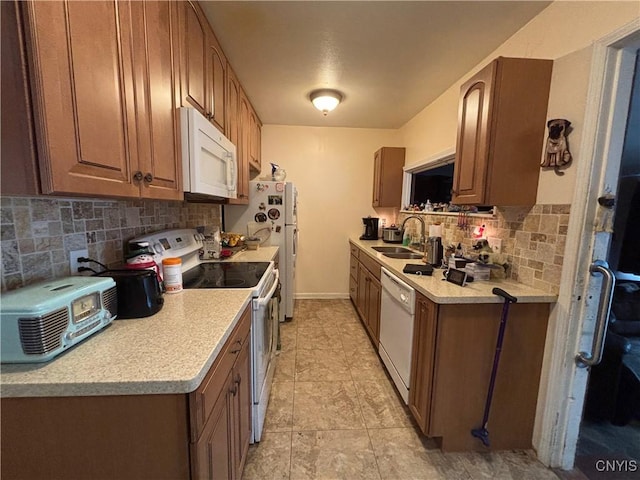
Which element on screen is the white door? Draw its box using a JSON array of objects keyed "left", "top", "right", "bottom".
[{"left": 535, "top": 24, "right": 640, "bottom": 470}]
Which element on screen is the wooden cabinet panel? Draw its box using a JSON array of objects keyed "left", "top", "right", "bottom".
[
  {"left": 356, "top": 263, "right": 367, "bottom": 318},
  {"left": 248, "top": 107, "right": 261, "bottom": 172},
  {"left": 349, "top": 254, "right": 359, "bottom": 280},
  {"left": 452, "top": 66, "right": 493, "bottom": 205},
  {"left": 15, "top": 1, "right": 183, "bottom": 200},
  {"left": 181, "top": 1, "right": 207, "bottom": 116},
  {"left": 131, "top": 0, "right": 182, "bottom": 200},
  {"left": 429, "top": 303, "right": 549, "bottom": 451},
  {"left": 191, "top": 370, "right": 233, "bottom": 480},
  {"left": 232, "top": 327, "right": 252, "bottom": 477},
  {"left": 1, "top": 395, "right": 190, "bottom": 479},
  {"left": 452, "top": 57, "right": 552, "bottom": 206},
  {"left": 372, "top": 147, "right": 405, "bottom": 207},
  {"left": 207, "top": 32, "right": 227, "bottom": 133},
  {"left": 1, "top": 1, "right": 39, "bottom": 195},
  {"left": 367, "top": 276, "right": 381, "bottom": 345},
  {"left": 409, "top": 292, "right": 438, "bottom": 435},
  {"left": 227, "top": 67, "right": 249, "bottom": 204},
  {"left": 24, "top": 0, "right": 140, "bottom": 197},
  {"left": 349, "top": 274, "right": 357, "bottom": 303},
  {"left": 352, "top": 252, "right": 382, "bottom": 345}
]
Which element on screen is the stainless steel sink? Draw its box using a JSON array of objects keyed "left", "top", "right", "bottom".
[
  {"left": 383, "top": 252, "right": 424, "bottom": 259},
  {"left": 371, "top": 246, "right": 413, "bottom": 254}
]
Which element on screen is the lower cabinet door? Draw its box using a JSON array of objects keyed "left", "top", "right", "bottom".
[
  {"left": 367, "top": 276, "right": 381, "bottom": 345},
  {"left": 233, "top": 331, "right": 252, "bottom": 476},
  {"left": 408, "top": 293, "right": 438, "bottom": 434},
  {"left": 191, "top": 370, "right": 233, "bottom": 480}
]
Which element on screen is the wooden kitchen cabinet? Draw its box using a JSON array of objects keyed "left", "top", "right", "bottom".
[
  {"left": 0, "top": 1, "right": 39, "bottom": 195},
  {"left": 14, "top": 0, "right": 182, "bottom": 199},
  {"left": 408, "top": 292, "right": 438, "bottom": 434},
  {"left": 353, "top": 249, "right": 382, "bottom": 346},
  {"left": 190, "top": 304, "right": 251, "bottom": 480},
  {"left": 131, "top": 1, "right": 183, "bottom": 200},
  {"left": 2, "top": 304, "right": 253, "bottom": 480},
  {"left": 372, "top": 147, "right": 406, "bottom": 207},
  {"left": 349, "top": 241, "right": 551, "bottom": 452},
  {"left": 407, "top": 298, "right": 550, "bottom": 451},
  {"left": 227, "top": 67, "right": 249, "bottom": 204},
  {"left": 249, "top": 105, "right": 262, "bottom": 173},
  {"left": 180, "top": 1, "right": 227, "bottom": 133},
  {"left": 452, "top": 57, "right": 552, "bottom": 206}
]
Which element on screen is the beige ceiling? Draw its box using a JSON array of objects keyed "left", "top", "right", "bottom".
[{"left": 201, "top": 1, "right": 552, "bottom": 129}]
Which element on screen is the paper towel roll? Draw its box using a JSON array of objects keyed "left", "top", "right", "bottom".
[{"left": 429, "top": 224, "right": 443, "bottom": 237}]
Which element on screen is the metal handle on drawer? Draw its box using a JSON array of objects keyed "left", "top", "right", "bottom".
[{"left": 575, "top": 260, "right": 616, "bottom": 368}]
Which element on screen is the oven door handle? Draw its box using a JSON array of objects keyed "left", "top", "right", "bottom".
[{"left": 253, "top": 268, "right": 280, "bottom": 309}]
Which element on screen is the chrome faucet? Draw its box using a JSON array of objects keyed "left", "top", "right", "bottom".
[{"left": 401, "top": 215, "right": 426, "bottom": 250}]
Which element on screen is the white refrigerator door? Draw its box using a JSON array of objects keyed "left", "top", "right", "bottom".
[
  {"left": 285, "top": 182, "right": 297, "bottom": 225},
  {"left": 284, "top": 224, "right": 297, "bottom": 318}
]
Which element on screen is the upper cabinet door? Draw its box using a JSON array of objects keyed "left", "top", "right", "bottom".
[
  {"left": 452, "top": 57, "right": 552, "bottom": 206},
  {"left": 181, "top": 1, "right": 208, "bottom": 117},
  {"left": 207, "top": 32, "right": 227, "bottom": 133},
  {"left": 451, "top": 61, "right": 495, "bottom": 205},
  {"left": 132, "top": 1, "right": 183, "bottom": 200},
  {"left": 227, "top": 67, "right": 249, "bottom": 204},
  {"left": 24, "top": 0, "right": 140, "bottom": 197},
  {"left": 131, "top": 1, "right": 182, "bottom": 200}
]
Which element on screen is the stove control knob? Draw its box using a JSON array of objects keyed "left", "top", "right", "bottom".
[{"left": 153, "top": 242, "right": 165, "bottom": 254}]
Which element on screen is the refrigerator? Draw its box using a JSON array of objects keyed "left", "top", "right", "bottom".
[{"left": 224, "top": 181, "right": 298, "bottom": 321}]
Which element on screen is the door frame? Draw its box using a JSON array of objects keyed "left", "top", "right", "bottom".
[{"left": 534, "top": 18, "right": 640, "bottom": 470}]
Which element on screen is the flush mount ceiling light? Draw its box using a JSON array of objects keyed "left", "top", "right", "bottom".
[{"left": 309, "top": 89, "right": 343, "bottom": 116}]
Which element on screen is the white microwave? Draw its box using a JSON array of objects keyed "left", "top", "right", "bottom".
[{"left": 180, "top": 107, "right": 237, "bottom": 200}]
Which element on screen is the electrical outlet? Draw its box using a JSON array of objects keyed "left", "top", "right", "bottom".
[
  {"left": 381, "top": 218, "right": 387, "bottom": 227},
  {"left": 69, "top": 249, "right": 89, "bottom": 275},
  {"left": 488, "top": 237, "right": 502, "bottom": 254}
]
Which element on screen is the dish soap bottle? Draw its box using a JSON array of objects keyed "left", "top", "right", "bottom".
[{"left": 402, "top": 230, "right": 411, "bottom": 246}]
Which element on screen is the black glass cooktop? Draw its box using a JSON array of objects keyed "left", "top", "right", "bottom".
[{"left": 183, "top": 262, "right": 270, "bottom": 289}]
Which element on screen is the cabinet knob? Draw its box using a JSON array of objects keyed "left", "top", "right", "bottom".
[
  {"left": 144, "top": 173, "right": 154, "bottom": 183},
  {"left": 133, "top": 171, "right": 143, "bottom": 182},
  {"left": 234, "top": 373, "right": 241, "bottom": 385},
  {"left": 230, "top": 384, "right": 238, "bottom": 396}
]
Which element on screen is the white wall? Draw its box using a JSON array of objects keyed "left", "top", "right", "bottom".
[
  {"left": 398, "top": 1, "right": 640, "bottom": 203},
  {"left": 261, "top": 126, "right": 399, "bottom": 297}
]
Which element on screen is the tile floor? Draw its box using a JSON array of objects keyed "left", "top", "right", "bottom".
[{"left": 242, "top": 299, "right": 559, "bottom": 480}]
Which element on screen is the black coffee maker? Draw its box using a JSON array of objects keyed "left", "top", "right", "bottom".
[{"left": 360, "top": 217, "right": 379, "bottom": 240}]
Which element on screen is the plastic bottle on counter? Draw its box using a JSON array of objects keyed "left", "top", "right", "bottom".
[
  {"left": 402, "top": 230, "right": 411, "bottom": 247},
  {"left": 162, "top": 257, "right": 183, "bottom": 293}
]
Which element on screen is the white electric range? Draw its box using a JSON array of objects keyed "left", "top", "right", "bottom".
[{"left": 129, "top": 228, "right": 279, "bottom": 443}]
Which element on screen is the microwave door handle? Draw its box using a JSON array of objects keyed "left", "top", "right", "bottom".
[
  {"left": 227, "top": 152, "right": 237, "bottom": 192},
  {"left": 253, "top": 269, "right": 280, "bottom": 309}
]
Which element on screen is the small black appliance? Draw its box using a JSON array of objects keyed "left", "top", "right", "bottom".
[
  {"left": 360, "top": 217, "right": 379, "bottom": 240},
  {"left": 96, "top": 269, "right": 164, "bottom": 319}
]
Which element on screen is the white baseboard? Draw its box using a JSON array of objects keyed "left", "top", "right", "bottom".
[{"left": 294, "top": 293, "right": 350, "bottom": 300}]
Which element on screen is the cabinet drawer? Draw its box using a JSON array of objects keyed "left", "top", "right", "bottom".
[
  {"left": 349, "top": 254, "right": 358, "bottom": 280},
  {"left": 359, "top": 253, "right": 381, "bottom": 280},
  {"left": 189, "top": 303, "right": 251, "bottom": 442},
  {"left": 349, "top": 243, "right": 359, "bottom": 259},
  {"left": 349, "top": 275, "right": 357, "bottom": 302}
]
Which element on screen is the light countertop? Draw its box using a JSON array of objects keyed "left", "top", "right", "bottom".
[
  {"left": 0, "top": 246, "right": 280, "bottom": 398},
  {"left": 350, "top": 237, "right": 556, "bottom": 304}
]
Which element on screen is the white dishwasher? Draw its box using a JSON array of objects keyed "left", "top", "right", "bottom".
[{"left": 378, "top": 267, "right": 416, "bottom": 404}]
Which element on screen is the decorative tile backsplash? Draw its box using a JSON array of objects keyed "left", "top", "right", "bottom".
[
  {"left": 1, "top": 196, "right": 221, "bottom": 291},
  {"left": 397, "top": 204, "right": 570, "bottom": 294}
]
